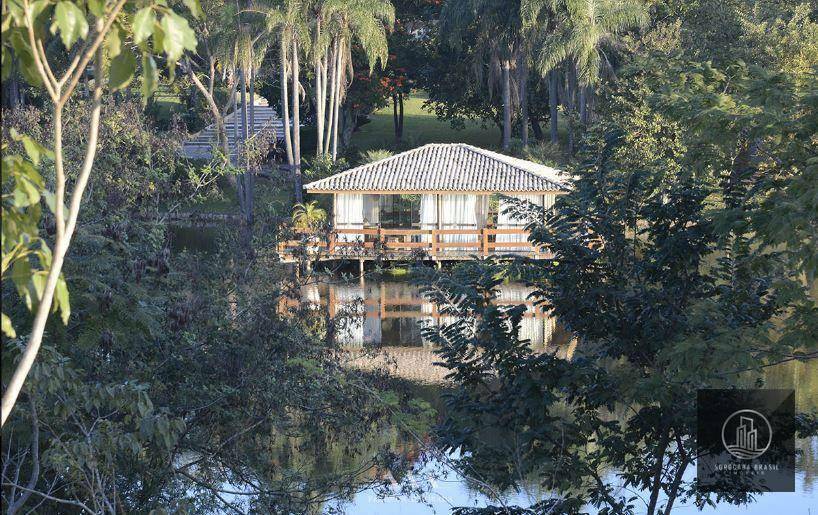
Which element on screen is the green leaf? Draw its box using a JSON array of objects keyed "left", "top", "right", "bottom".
[
  {"left": 10, "top": 29, "right": 43, "bottom": 86},
  {"left": 140, "top": 52, "right": 158, "bottom": 100},
  {"left": 51, "top": 2, "right": 89, "bottom": 49},
  {"left": 158, "top": 12, "right": 196, "bottom": 64},
  {"left": 28, "top": 272, "right": 47, "bottom": 309},
  {"left": 105, "top": 24, "right": 124, "bottom": 57},
  {"left": 41, "top": 190, "right": 65, "bottom": 215},
  {"left": 109, "top": 49, "right": 136, "bottom": 91},
  {"left": 11, "top": 130, "right": 53, "bottom": 165},
  {"left": 132, "top": 7, "right": 155, "bottom": 45},
  {"left": 29, "top": 0, "right": 54, "bottom": 39},
  {"left": 10, "top": 259, "right": 33, "bottom": 292},
  {"left": 183, "top": 0, "right": 202, "bottom": 19},
  {"left": 1, "top": 313, "right": 15, "bottom": 338},
  {"left": 54, "top": 276, "right": 70, "bottom": 324},
  {"left": 87, "top": 0, "right": 105, "bottom": 17},
  {"left": 14, "top": 174, "right": 42, "bottom": 207}
]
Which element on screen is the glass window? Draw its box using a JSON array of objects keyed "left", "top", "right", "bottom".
[{"left": 378, "top": 194, "right": 420, "bottom": 228}]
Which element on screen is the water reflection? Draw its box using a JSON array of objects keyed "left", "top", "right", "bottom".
[
  {"left": 335, "top": 359, "right": 818, "bottom": 515},
  {"left": 299, "top": 280, "right": 569, "bottom": 348},
  {"left": 295, "top": 280, "right": 575, "bottom": 384},
  {"left": 285, "top": 278, "right": 817, "bottom": 513}
]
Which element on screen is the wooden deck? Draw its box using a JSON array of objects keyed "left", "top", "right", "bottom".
[{"left": 278, "top": 227, "right": 550, "bottom": 262}]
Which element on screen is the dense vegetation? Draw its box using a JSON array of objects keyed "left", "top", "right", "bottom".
[{"left": 2, "top": 0, "right": 816, "bottom": 513}]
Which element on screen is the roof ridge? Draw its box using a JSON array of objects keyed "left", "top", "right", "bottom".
[
  {"left": 303, "top": 143, "right": 569, "bottom": 192},
  {"left": 303, "top": 144, "right": 437, "bottom": 189},
  {"left": 457, "top": 144, "right": 566, "bottom": 189}
]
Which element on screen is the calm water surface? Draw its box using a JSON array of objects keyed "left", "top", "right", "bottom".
[{"left": 302, "top": 278, "right": 818, "bottom": 514}]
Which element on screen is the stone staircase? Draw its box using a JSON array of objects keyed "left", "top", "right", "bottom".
[{"left": 182, "top": 96, "right": 285, "bottom": 160}]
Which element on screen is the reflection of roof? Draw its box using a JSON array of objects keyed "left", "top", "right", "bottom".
[{"left": 304, "top": 143, "right": 569, "bottom": 193}]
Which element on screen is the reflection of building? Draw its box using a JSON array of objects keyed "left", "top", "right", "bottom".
[
  {"left": 280, "top": 144, "right": 569, "bottom": 262},
  {"left": 289, "top": 281, "right": 576, "bottom": 383}
]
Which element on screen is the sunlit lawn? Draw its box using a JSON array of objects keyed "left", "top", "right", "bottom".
[{"left": 350, "top": 91, "right": 501, "bottom": 152}]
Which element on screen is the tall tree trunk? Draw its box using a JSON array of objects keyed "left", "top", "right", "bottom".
[
  {"left": 249, "top": 65, "right": 256, "bottom": 135},
  {"left": 548, "top": 69, "right": 558, "bottom": 145},
  {"left": 340, "top": 105, "right": 355, "bottom": 149},
  {"left": 321, "top": 52, "right": 329, "bottom": 154},
  {"left": 531, "top": 116, "right": 544, "bottom": 141},
  {"left": 314, "top": 20, "right": 324, "bottom": 156},
  {"left": 292, "top": 38, "right": 303, "bottom": 203},
  {"left": 247, "top": 62, "right": 256, "bottom": 226},
  {"left": 519, "top": 55, "right": 529, "bottom": 149},
  {"left": 501, "top": 59, "right": 512, "bottom": 151},
  {"left": 579, "top": 85, "right": 587, "bottom": 126},
  {"left": 315, "top": 56, "right": 324, "bottom": 156},
  {"left": 232, "top": 74, "right": 238, "bottom": 164},
  {"left": 392, "top": 93, "right": 400, "bottom": 144},
  {"left": 186, "top": 64, "right": 231, "bottom": 165},
  {"left": 324, "top": 39, "right": 337, "bottom": 156},
  {"left": 280, "top": 37, "right": 294, "bottom": 167},
  {"left": 238, "top": 67, "right": 250, "bottom": 223},
  {"left": 566, "top": 64, "right": 577, "bottom": 155},
  {"left": 398, "top": 92, "right": 404, "bottom": 141},
  {"left": 331, "top": 39, "right": 343, "bottom": 160}
]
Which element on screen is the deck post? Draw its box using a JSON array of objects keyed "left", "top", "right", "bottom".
[
  {"left": 481, "top": 228, "right": 489, "bottom": 256},
  {"left": 358, "top": 258, "right": 365, "bottom": 277}
]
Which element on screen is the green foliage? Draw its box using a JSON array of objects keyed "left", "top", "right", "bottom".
[
  {"left": 22, "top": 345, "right": 185, "bottom": 507},
  {"left": 359, "top": 148, "right": 393, "bottom": 163},
  {"left": 418, "top": 14, "right": 818, "bottom": 511},
  {"left": 1, "top": 131, "right": 69, "bottom": 337},
  {"left": 291, "top": 200, "right": 328, "bottom": 231}
]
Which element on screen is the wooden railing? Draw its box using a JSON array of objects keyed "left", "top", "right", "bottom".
[
  {"left": 280, "top": 294, "right": 544, "bottom": 319},
  {"left": 278, "top": 227, "right": 551, "bottom": 259}
]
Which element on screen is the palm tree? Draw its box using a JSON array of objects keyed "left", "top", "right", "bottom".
[
  {"left": 292, "top": 201, "right": 328, "bottom": 231},
  {"left": 184, "top": 0, "right": 241, "bottom": 167},
  {"left": 317, "top": 0, "right": 395, "bottom": 160},
  {"left": 185, "top": 0, "right": 269, "bottom": 234},
  {"left": 265, "top": 0, "right": 309, "bottom": 201},
  {"left": 441, "top": 0, "right": 525, "bottom": 151},
  {"left": 533, "top": 0, "right": 647, "bottom": 143}
]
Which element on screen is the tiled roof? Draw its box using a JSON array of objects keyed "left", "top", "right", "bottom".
[{"left": 304, "top": 143, "right": 568, "bottom": 193}]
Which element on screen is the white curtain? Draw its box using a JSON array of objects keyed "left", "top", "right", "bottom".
[
  {"left": 419, "top": 194, "right": 437, "bottom": 243},
  {"left": 475, "top": 195, "right": 489, "bottom": 230},
  {"left": 440, "top": 194, "right": 478, "bottom": 247},
  {"left": 497, "top": 194, "right": 544, "bottom": 252},
  {"left": 335, "top": 193, "right": 364, "bottom": 243}
]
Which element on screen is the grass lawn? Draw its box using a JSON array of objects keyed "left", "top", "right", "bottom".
[{"left": 349, "top": 91, "right": 501, "bottom": 152}]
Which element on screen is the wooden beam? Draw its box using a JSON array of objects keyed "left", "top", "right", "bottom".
[{"left": 306, "top": 189, "right": 569, "bottom": 195}]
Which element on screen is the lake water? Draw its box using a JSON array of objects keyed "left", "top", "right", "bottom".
[{"left": 298, "top": 278, "right": 818, "bottom": 514}]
